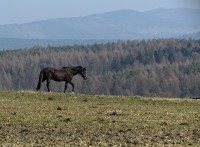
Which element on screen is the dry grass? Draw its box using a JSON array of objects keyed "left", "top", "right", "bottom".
[{"left": 0, "top": 91, "right": 200, "bottom": 146}]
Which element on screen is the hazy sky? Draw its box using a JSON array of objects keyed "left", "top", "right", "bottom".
[{"left": 0, "top": 0, "right": 200, "bottom": 24}]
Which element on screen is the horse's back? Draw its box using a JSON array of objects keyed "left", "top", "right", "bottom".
[{"left": 42, "top": 67, "right": 54, "bottom": 71}]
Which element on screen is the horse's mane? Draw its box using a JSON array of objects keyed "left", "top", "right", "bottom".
[{"left": 62, "top": 66, "right": 83, "bottom": 70}]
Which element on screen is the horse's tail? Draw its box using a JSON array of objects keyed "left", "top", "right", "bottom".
[{"left": 36, "top": 70, "right": 43, "bottom": 91}]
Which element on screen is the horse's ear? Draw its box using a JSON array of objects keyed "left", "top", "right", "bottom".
[{"left": 83, "top": 68, "right": 86, "bottom": 71}]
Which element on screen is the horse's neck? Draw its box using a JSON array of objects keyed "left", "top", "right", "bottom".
[
  {"left": 62, "top": 67, "right": 81, "bottom": 76},
  {"left": 70, "top": 68, "right": 80, "bottom": 76}
]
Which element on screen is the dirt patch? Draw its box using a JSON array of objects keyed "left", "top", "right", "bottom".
[
  {"left": 0, "top": 124, "right": 200, "bottom": 146},
  {"left": 0, "top": 91, "right": 200, "bottom": 146}
]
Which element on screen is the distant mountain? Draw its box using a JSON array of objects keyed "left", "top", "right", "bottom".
[
  {"left": 182, "top": 32, "right": 200, "bottom": 39},
  {"left": 0, "top": 8, "right": 199, "bottom": 44},
  {"left": 0, "top": 38, "right": 111, "bottom": 50}
]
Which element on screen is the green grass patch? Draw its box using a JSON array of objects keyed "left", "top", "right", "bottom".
[{"left": 0, "top": 90, "right": 200, "bottom": 146}]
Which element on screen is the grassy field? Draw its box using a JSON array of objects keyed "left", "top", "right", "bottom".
[{"left": 0, "top": 91, "right": 200, "bottom": 146}]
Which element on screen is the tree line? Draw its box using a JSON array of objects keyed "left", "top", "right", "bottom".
[{"left": 0, "top": 38, "right": 200, "bottom": 98}]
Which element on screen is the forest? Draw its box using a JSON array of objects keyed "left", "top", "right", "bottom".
[{"left": 0, "top": 38, "right": 200, "bottom": 98}]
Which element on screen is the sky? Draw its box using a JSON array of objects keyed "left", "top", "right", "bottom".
[{"left": 0, "top": 0, "right": 200, "bottom": 24}]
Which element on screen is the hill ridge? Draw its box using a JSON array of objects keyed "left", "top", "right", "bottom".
[{"left": 0, "top": 8, "right": 199, "bottom": 40}]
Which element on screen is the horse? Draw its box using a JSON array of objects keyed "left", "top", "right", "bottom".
[{"left": 36, "top": 66, "right": 86, "bottom": 93}]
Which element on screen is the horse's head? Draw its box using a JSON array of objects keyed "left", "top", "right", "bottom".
[{"left": 80, "top": 67, "right": 87, "bottom": 80}]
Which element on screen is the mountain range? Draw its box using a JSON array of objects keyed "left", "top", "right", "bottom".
[{"left": 0, "top": 8, "right": 200, "bottom": 49}]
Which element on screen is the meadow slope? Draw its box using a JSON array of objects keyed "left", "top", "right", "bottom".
[{"left": 0, "top": 91, "right": 200, "bottom": 146}]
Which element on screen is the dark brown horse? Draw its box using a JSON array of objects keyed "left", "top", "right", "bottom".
[{"left": 36, "top": 66, "right": 86, "bottom": 92}]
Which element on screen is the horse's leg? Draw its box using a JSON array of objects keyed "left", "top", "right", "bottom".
[
  {"left": 69, "top": 81, "right": 74, "bottom": 92},
  {"left": 46, "top": 79, "right": 51, "bottom": 92},
  {"left": 64, "top": 82, "right": 68, "bottom": 93}
]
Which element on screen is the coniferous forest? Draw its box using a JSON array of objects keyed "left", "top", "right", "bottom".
[{"left": 0, "top": 38, "right": 200, "bottom": 98}]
